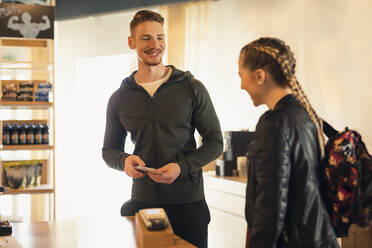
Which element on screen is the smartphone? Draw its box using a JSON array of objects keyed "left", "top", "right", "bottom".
[
  {"left": 139, "top": 208, "right": 168, "bottom": 230},
  {"left": 134, "top": 165, "right": 164, "bottom": 175}
]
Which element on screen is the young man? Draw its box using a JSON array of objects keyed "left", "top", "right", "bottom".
[{"left": 102, "top": 10, "right": 223, "bottom": 247}]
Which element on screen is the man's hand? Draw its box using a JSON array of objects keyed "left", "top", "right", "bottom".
[
  {"left": 148, "top": 163, "right": 181, "bottom": 184},
  {"left": 124, "top": 155, "right": 146, "bottom": 178}
]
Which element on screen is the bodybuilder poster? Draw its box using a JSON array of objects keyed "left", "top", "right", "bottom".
[{"left": 0, "top": 3, "right": 54, "bottom": 39}]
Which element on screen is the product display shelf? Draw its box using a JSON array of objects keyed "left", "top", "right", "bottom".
[
  {"left": 1, "top": 80, "right": 53, "bottom": 101},
  {"left": 0, "top": 101, "right": 53, "bottom": 109},
  {"left": 0, "top": 38, "right": 49, "bottom": 48},
  {"left": 2, "top": 185, "right": 54, "bottom": 195},
  {"left": 0, "top": 159, "right": 51, "bottom": 195},
  {"left": 0, "top": 64, "right": 52, "bottom": 75},
  {"left": 1, "top": 119, "right": 48, "bottom": 126},
  {"left": 0, "top": 145, "right": 54, "bottom": 151},
  {"left": 0, "top": 34, "right": 55, "bottom": 219}
]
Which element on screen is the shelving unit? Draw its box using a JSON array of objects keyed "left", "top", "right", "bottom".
[
  {"left": 1, "top": 145, "right": 54, "bottom": 151},
  {"left": 0, "top": 36, "right": 55, "bottom": 220},
  {"left": 3, "top": 185, "right": 54, "bottom": 195},
  {"left": 0, "top": 101, "right": 52, "bottom": 108}
]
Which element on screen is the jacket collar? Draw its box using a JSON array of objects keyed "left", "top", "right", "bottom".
[
  {"left": 274, "top": 94, "right": 297, "bottom": 110},
  {"left": 121, "top": 65, "right": 192, "bottom": 90}
]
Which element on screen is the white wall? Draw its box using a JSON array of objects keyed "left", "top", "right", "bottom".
[
  {"left": 190, "top": 0, "right": 372, "bottom": 148},
  {"left": 73, "top": 54, "right": 137, "bottom": 218},
  {"left": 54, "top": 10, "right": 142, "bottom": 219}
]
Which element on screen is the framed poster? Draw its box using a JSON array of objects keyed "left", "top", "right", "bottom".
[
  {"left": 1, "top": 0, "right": 48, "bottom": 6},
  {"left": 0, "top": 3, "right": 54, "bottom": 39}
]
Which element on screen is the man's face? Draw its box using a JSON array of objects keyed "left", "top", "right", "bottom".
[{"left": 129, "top": 21, "right": 165, "bottom": 66}]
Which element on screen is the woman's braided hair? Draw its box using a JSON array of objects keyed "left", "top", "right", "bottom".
[{"left": 240, "top": 37, "right": 325, "bottom": 158}]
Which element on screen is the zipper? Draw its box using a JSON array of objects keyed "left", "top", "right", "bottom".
[
  {"left": 150, "top": 85, "right": 164, "bottom": 203},
  {"left": 131, "top": 84, "right": 162, "bottom": 202},
  {"left": 127, "top": 74, "right": 183, "bottom": 202},
  {"left": 149, "top": 97, "right": 159, "bottom": 168},
  {"left": 150, "top": 98, "right": 161, "bottom": 202}
]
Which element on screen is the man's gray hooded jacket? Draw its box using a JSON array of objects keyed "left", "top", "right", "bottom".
[{"left": 102, "top": 65, "right": 223, "bottom": 204}]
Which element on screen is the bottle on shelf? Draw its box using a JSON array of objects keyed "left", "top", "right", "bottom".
[
  {"left": 2, "top": 124, "right": 11, "bottom": 145},
  {"left": 26, "top": 124, "right": 35, "bottom": 145},
  {"left": 42, "top": 124, "right": 49, "bottom": 144},
  {"left": 19, "top": 124, "right": 27, "bottom": 145},
  {"left": 10, "top": 124, "right": 19, "bottom": 145},
  {"left": 34, "top": 124, "right": 43, "bottom": 144}
]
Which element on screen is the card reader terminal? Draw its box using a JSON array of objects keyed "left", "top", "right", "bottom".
[{"left": 138, "top": 208, "right": 168, "bottom": 231}]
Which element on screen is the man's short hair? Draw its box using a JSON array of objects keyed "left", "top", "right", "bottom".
[{"left": 130, "top": 10, "right": 164, "bottom": 35}]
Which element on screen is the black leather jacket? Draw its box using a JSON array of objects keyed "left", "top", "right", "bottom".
[{"left": 245, "top": 94, "right": 339, "bottom": 248}]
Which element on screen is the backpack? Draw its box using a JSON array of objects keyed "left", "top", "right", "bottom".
[{"left": 322, "top": 120, "right": 372, "bottom": 237}]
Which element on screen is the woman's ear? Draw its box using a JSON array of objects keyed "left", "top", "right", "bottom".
[{"left": 256, "top": 69, "right": 266, "bottom": 85}]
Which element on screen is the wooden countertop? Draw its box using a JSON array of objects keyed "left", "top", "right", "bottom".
[
  {"left": 1, "top": 217, "right": 194, "bottom": 248},
  {"left": 204, "top": 171, "right": 247, "bottom": 183}
]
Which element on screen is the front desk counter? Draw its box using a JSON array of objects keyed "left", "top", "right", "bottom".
[
  {"left": 204, "top": 172, "right": 364, "bottom": 248},
  {"left": 5, "top": 217, "right": 195, "bottom": 248},
  {"left": 203, "top": 171, "right": 248, "bottom": 248}
]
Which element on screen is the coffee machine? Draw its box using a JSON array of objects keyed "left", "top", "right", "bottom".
[{"left": 216, "top": 131, "right": 255, "bottom": 177}]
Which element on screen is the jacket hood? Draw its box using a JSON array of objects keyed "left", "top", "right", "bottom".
[{"left": 120, "top": 65, "right": 193, "bottom": 90}]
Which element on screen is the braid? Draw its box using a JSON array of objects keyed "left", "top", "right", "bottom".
[{"left": 248, "top": 44, "right": 325, "bottom": 158}]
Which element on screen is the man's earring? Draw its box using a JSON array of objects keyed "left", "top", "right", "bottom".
[{"left": 258, "top": 81, "right": 264, "bottom": 85}]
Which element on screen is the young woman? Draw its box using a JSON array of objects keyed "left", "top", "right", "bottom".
[{"left": 239, "top": 37, "right": 339, "bottom": 248}]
